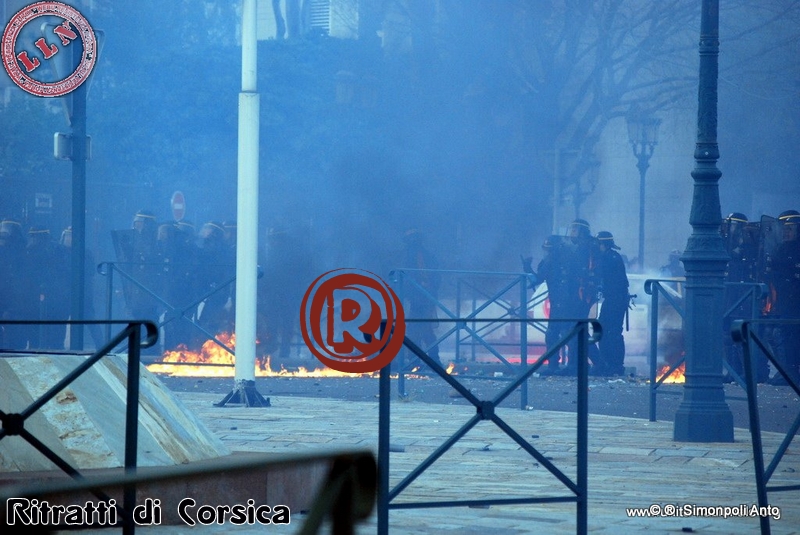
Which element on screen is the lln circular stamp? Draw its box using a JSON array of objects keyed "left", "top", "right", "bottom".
[{"left": 2, "top": 1, "right": 97, "bottom": 97}]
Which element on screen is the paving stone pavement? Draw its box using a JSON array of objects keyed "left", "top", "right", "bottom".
[
  {"left": 199, "top": 392, "right": 800, "bottom": 534},
  {"left": 62, "top": 392, "right": 800, "bottom": 534}
]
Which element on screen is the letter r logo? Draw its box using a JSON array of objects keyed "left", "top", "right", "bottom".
[
  {"left": 301, "top": 269, "right": 405, "bottom": 373},
  {"left": 327, "top": 288, "right": 383, "bottom": 353}
]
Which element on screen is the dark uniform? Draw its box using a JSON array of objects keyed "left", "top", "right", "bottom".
[
  {"left": 194, "top": 221, "right": 235, "bottom": 346},
  {"left": 258, "top": 226, "right": 312, "bottom": 365},
  {"left": 59, "top": 226, "right": 104, "bottom": 349},
  {"left": 767, "top": 211, "right": 800, "bottom": 385},
  {"left": 566, "top": 219, "right": 598, "bottom": 319},
  {"left": 721, "top": 213, "right": 768, "bottom": 382},
  {"left": 563, "top": 219, "right": 600, "bottom": 374},
  {"left": 593, "top": 232, "right": 629, "bottom": 376},
  {"left": 0, "top": 219, "right": 26, "bottom": 349},
  {"left": 531, "top": 235, "right": 574, "bottom": 373},
  {"left": 127, "top": 210, "right": 160, "bottom": 321},
  {"left": 156, "top": 221, "right": 198, "bottom": 350},
  {"left": 401, "top": 228, "right": 442, "bottom": 368},
  {"left": 23, "top": 227, "right": 70, "bottom": 349}
]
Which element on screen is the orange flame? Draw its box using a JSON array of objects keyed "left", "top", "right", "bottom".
[
  {"left": 656, "top": 362, "right": 686, "bottom": 384},
  {"left": 147, "top": 333, "right": 236, "bottom": 377},
  {"left": 147, "top": 332, "right": 457, "bottom": 378}
]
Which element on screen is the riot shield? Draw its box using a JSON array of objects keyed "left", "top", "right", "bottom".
[
  {"left": 110, "top": 229, "right": 138, "bottom": 315},
  {"left": 757, "top": 215, "right": 781, "bottom": 285},
  {"left": 755, "top": 215, "right": 782, "bottom": 318},
  {"left": 740, "top": 220, "right": 761, "bottom": 282},
  {"left": 722, "top": 215, "right": 759, "bottom": 283},
  {"left": 111, "top": 229, "right": 135, "bottom": 264}
]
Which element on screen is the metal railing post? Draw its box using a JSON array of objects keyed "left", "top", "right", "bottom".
[
  {"left": 649, "top": 283, "right": 660, "bottom": 422},
  {"left": 576, "top": 321, "right": 589, "bottom": 535},
  {"left": 519, "top": 274, "right": 528, "bottom": 409},
  {"left": 123, "top": 323, "right": 142, "bottom": 535},
  {"left": 104, "top": 264, "right": 114, "bottom": 341},
  {"left": 737, "top": 321, "right": 770, "bottom": 535},
  {"left": 378, "top": 354, "right": 391, "bottom": 535},
  {"left": 455, "top": 278, "right": 462, "bottom": 363}
]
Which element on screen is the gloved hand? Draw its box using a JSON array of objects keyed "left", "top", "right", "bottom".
[{"left": 520, "top": 254, "right": 534, "bottom": 274}]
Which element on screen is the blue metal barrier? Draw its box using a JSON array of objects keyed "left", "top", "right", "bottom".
[
  {"left": 732, "top": 318, "right": 800, "bottom": 535},
  {"left": 0, "top": 320, "right": 157, "bottom": 534},
  {"left": 98, "top": 261, "right": 242, "bottom": 356},
  {"left": 389, "top": 269, "right": 545, "bottom": 409},
  {"left": 377, "top": 317, "right": 600, "bottom": 535}
]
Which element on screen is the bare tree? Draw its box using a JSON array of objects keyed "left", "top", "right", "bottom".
[{"left": 391, "top": 0, "right": 798, "bottom": 218}]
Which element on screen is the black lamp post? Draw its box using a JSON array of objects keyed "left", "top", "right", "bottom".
[
  {"left": 673, "top": 0, "right": 734, "bottom": 442},
  {"left": 626, "top": 113, "right": 661, "bottom": 273}
]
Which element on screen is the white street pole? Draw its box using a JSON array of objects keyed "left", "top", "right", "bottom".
[{"left": 234, "top": 0, "right": 260, "bottom": 389}]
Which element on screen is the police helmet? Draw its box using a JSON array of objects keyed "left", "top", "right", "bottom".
[
  {"left": 133, "top": 210, "right": 157, "bottom": 232},
  {"left": 27, "top": 226, "right": 51, "bottom": 245},
  {"left": 542, "top": 235, "right": 562, "bottom": 250},
  {"left": 778, "top": 210, "right": 800, "bottom": 225},
  {"left": 200, "top": 221, "right": 225, "bottom": 240},
  {"left": 596, "top": 231, "right": 621, "bottom": 250},
  {"left": 133, "top": 210, "right": 156, "bottom": 223},
  {"left": 175, "top": 220, "right": 195, "bottom": 233},
  {"left": 0, "top": 219, "right": 22, "bottom": 237},
  {"left": 570, "top": 219, "right": 590, "bottom": 231},
  {"left": 725, "top": 212, "right": 748, "bottom": 223}
]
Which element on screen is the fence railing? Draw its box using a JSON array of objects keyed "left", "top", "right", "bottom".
[
  {"left": 0, "top": 319, "right": 157, "bottom": 534},
  {"left": 731, "top": 318, "right": 800, "bottom": 535},
  {"left": 98, "top": 261, "right": 239, "bottom": 356},
  {"left": 644, "top": 279, "right": 767, "bottom": 421},
  {"left": 377, "top": 317, "right": 601, "bottom": 535},
  {"left": 389, "top": 269, "right": 544, "bottom": 409},
  {"left": 0, "top": 319, "right": 376, "bottom": 534}
]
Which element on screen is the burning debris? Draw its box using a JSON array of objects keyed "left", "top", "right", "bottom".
[
  {"left": 656, "top": 362, "right": 686, "bottom": 384},
  {"left": 146, "top": 332, "right": 457, "bottom": 378}
]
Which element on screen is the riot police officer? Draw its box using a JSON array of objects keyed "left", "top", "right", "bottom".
[
  {"left": 401, "top": 228, "right": 442, "bottom": 370},
  {"left": 721, "top": 213, "right": 767, "bottom": 382},
  {"left": 24, "top": 226, "right": 69, "bottom": 349},
  {"left": 128, "top": 210, "right": 160, "bottom": 321},
  {"left": 529, "top": 235, "right": 575, "bottom": 374},
  {"left": 194, "top": 221, "right": 234, "bottom": 345},
  {"left": 767, "top": 210, "right": 800, "bottom": 385},
  {"left": 722, "top": 213, "right": 757, "bottom": 283},
  {"left": 594, "top": 231, "right": 629, "bottom": 376},
  {"left": 0, "top": 219, "right": 26, "bottom": 348},
  {"left": 562, "top": 219, "right": 599, "bottom": 374}
]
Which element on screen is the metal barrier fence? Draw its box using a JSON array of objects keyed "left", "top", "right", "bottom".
[
  {"left": 732, "top": 318, "right": 800, "bottom": 535},
  {"left": 98, "top": 261, "right": 239, "bottom": 356},
  {"left": 389, "top": 269, "right": 545, "bottom": 409},
  {"left": 644, "top": 279, "right": 767, "bottom": 421},
  {"left": 0, "top": 319, "right": 156, "bottom": 534},
  {"left": 377, "top": 317, "right": 601, "bottom": 535},
  {"left": 0, "top": 320, "right": 376, "bottom": 534}
]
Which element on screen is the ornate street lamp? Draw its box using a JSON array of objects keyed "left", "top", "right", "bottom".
[
  {"left": 673, "top": 0, "right": 734, "bottom": 442},
  {"left": 626, "top": 112, "right": 661, "bottom": 272}
]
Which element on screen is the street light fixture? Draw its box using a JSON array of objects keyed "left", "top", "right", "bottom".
[{"left": 626, "top": 112, "right": 661, "bottom": 272}]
